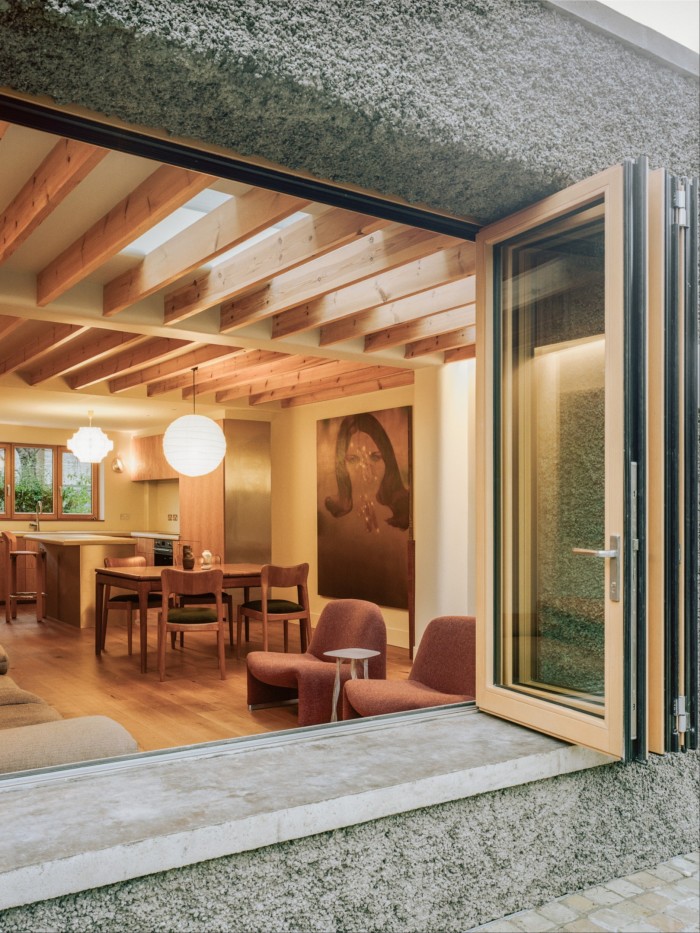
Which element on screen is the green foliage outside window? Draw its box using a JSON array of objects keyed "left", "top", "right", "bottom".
[
  {"left": 13, "top": 447, "right": 53, "bottom": 514},
  {"left": 0, "top": 449, "right": 4, "bottom": 512},
  {"left": 61, "top": 453, "right": 93, "bottom": 514}
]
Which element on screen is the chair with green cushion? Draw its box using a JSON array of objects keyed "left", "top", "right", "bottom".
[
  {"left": 236, "top": 563, "right": 310, "bottom": 657},
  {"left": 102, "top": 555, "right": 161, "bottom": 655},
  {"left": 158, "top": 568, "right": 226, "bottom": 681}
]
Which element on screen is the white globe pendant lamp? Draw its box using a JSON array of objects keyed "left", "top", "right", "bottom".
[
  {"left": 163, "top": 367, "right": 226, "bottom": 477},
  {"left": 67, "top": 410, "right": 114, "bottom": 464}
]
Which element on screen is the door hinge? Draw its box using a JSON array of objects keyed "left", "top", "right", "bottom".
[
  {"left": 673, "top": 695, "right": 688, "bottom": 734},
  {"left": 673, "top": 187, "right": 689, "bottom": 228}
]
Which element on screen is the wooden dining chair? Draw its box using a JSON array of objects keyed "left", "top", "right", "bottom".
[
  {"left": 102, "top": 555, "right": 162, "bottom": 654},
  {"left": 236, "top": 562, "right": 311, "bottom": 657},
  {"left": 159, "top": 568, "right": 227, "bottom": 681},
  {"left": 2, "top": 531, "right": 46, "bottom": 624}
]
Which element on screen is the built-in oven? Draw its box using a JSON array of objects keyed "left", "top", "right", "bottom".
[{"left": 153, "top": 539, "right": 174, "bottom": 566}]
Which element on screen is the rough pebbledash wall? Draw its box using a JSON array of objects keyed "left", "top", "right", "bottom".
[
  {"left": 0, "top": 0, "right": 697, "bottom": 224},
  {"left": 0, "top": 0, "right": 698, "bottom": 927}
]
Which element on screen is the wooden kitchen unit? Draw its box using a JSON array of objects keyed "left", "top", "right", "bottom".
[{"left": 24, "top": 534, "right": 137, "bottom": 629}]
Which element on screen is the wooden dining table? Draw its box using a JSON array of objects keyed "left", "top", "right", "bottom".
[{"left": 95, "top": 563, "right": 263, "bottom": 673}]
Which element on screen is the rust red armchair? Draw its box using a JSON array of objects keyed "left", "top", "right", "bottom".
[
  {"left": 342, "top": 615, "right": 476, "bottom": 719},
  {"left": 246, "top": 599, "right": 386, "bottom": 726}
]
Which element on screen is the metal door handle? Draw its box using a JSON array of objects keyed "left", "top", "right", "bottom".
[
  {"left": 572, "top": 547, "right": 618, "bottom": 559},
  {"left": 572, "top": 534, "right": 620, "bottom": 602}
]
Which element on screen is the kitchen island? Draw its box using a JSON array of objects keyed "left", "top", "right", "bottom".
[{"left": 24, "top": 534, "right": 137, "bottom": 629}]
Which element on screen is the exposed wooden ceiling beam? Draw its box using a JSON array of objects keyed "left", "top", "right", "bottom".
[
  {"left": 67, "top": 337, "right": 191, "bottom": 389},
  {"left": 249, "top": 363, "right": 410, "bottom": 404},
  {"left": 405, "top": 324, "right": 476, "bottom": 358},
  {"left": 319, "top": 276, "right": 474, "bottom": 345},
  {"left": 37, "top": 165, "right": 215, "bottom": 307},
  {"left": 23, "top": 329, "right": 146, "bottom": 385},
  {"left": 220, "top": 225, "right": 458, "bottom": 332},
  {"left": 278, "top": 370, "right": 415, "bottom": 407},
  {"left": 148, "top": 350, "right": 287, "bottom": 397},
  {"left": 444, "top": 344, "right": 476, "bottom": 363},
  {"left": 366, "top": 303, "right": 476, "bottom": 354},
  {"left": 103, "top": 188, "right": 309, "bottom": 316},
  {"left": 108, "top": 345, "right": 243, "bottom": 393},
  {"left": 0, "top": 315, "right": 23, "bottom": 342},
  {"left": 213, "top": 356, "right": 328, "bottom": 402},
  {"left": 179, "top": 350, "right": 292, "bottom": 398},
  {"left": 164, "top": 209, "right": 389, "bottom": 325},
  {"left": 0, "top": 323, "right": 88, "bottom": 376},
  {"left": 0, "top": 138, "right": 107, "bottom": 264},
  {"left": 270, "top": 243, "right": 475, "bottom": 340},
  {"left": 216, "top": 359, "right": 364, "bottom": 403}
]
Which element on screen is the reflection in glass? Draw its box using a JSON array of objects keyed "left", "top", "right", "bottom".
[{"left": 498, "top": 203, "right": 606, "bottom": 711}]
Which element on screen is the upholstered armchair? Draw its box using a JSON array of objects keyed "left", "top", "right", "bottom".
[
  {"left": 342, "top": 615, "right": 476, "bottom": 719},
  {"left": 246, "top": 599, "right": 386, "bottom": 726}
]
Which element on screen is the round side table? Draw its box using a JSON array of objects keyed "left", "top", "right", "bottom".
[{"left": 324, "top": 648, "right": 381, "bottom": 722}]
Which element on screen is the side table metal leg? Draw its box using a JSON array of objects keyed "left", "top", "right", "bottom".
[{"left": 330, "top": 658, "right": 342, "bottom": 723}]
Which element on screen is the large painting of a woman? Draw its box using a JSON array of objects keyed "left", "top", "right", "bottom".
[{"left": 317, "top": 407, "right": 412, "bottom": 609}]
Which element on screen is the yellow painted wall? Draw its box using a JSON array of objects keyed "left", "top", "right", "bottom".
[{"left": 269, "top": 362, "right": 476, "bottom": 650}]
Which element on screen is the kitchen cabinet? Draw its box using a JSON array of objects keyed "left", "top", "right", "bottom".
[
  {"left": 129, "top": 434, "right": 178, "bottom": 481},
  {"left": 134, "top": 536, "right": 154, "bottom": 564},
  {"left": 179, "top": 420, "right": 271, "bottom": 564}
]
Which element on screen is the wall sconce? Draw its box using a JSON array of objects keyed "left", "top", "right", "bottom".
[{"left": 111, "top": 456, "right": 125, "bottom": 473}]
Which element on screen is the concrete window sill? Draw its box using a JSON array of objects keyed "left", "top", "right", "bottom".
[{"left": 0, "top": 706, "right": 612, "bottom": 910}]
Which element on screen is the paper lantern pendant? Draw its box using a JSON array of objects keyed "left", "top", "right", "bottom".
[{"left": 162, "top": 368, "right": 226, "bottom": 477}]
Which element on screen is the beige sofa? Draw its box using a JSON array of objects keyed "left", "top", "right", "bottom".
[{"left": 0, "top": 643, "right": 138, "bottom": 774}]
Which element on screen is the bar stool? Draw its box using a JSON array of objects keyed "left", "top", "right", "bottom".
[{"left": 2, "top": 531, "right": 46, "bottom": 623}]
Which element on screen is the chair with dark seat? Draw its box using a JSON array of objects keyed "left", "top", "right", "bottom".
[
  {"left": 102, "top": 555, "right": 162, "bottom": 654},
  {"left": 246, "top": 599, "right": 386, "bottom": 726},
  {"left": 342, "top": 616, "right": 476, "bottom": 720},
  {"left": 159, "top": 567, "right": 227, "bottom": 681},
  {"left": 236, "top": 563, "right": 311, "bottom": 657},
  {"left": 2, "top": 531, "right": 46, "bottom": 624}
]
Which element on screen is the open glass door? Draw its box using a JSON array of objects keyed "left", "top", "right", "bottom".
[
  {"left": 476, "top": 164, "right": 645, "bottom": 760},
  {"left": 648, "top": 169, "right": 698, "bottom": 753}
]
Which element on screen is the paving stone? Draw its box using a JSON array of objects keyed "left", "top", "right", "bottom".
[
  {"left": 561, "top": 893, "right": 597, "bottom": 912},
  {"left": 668, "top": 856, "right": 698, "bottom": 876},
  {"left": 561, "top": 920, "right": 609, "bottom": 932},
  {"left": 635, "top": 890, "right": 676, "bottom": 912},
  {"left": 644, "top": 912, "right": 687, "bottom": 932},
  {"left": 650, "top": 864, "right": 686, "bottom": 883},
  {"left": 582, "top": 885, "right": 625, "bottom": 906},
  {"left": 589, "top": 906, "right": 649, "bottom": 930},
  {"left": 627, "top": 870, "right": 666, "bottom": 890},
  {"left": 507, "top": 909, "right": 556, "bottom": 931},
  {"left": 606, "top": 876, "right": 646, "bottom": 897},
  {"left": 538, "top": 901, "right": 579, "bottom": 924},
  {"left": 665, "top": 901, "right": 700, "bottom": 924},
  {"left": 618, "top": 922, "right": 664, "bottom": 933}
]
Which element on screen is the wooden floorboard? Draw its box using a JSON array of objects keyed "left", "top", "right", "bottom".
[{"left": 1, "top": 606, "right": 413, "bottom": 752}]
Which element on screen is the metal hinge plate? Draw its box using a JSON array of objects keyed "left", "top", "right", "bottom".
[{"left": 673, "top": 695, "right": 688, "bottom": 734}]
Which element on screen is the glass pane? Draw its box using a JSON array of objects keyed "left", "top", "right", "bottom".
[
  {"left": 498, "top": 202, "right": 606, "bottom": 712},
  {"left": 14, "top": 446, "right": 54, "bottom": 514},
  {"left": 0, "top": 448, "right": 5, "bottom": 513},
  {"left": 61, "top": 452, "right": 94, "bottom": 515}
]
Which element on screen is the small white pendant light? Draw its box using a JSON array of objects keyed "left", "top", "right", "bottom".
[
  {"left": 163, "top": 367, "right": 226, "bottom": 477},
  {"left": 67, "top": 410, "right": 114, "bottom": 464}
]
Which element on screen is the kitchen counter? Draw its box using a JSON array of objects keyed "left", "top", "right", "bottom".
[
  {"left": 24, "top": 534, "right": 137, "bottom": 628},
  {"left": 130, "top": 532, "right": 179, "bottom": 540},
  {"left": 24, "top": 534, "right": 136, "bottom": 547}
]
